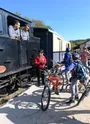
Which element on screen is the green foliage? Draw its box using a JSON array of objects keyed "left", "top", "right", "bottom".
[
  {"left": 69, "top": 40, "right": 85, "bottom": 49},
  {"left": 24, "top": 16, "right": 31, "bottom": 21},
  {"left": 31, "top": 19, "right": 53, "bottom": 30}
]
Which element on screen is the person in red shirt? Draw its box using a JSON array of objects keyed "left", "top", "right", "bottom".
[{"left": 34, "top": 50, "right": 47, "bottom": 86}]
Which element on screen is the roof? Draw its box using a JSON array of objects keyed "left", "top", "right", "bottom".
[
  {"left": 0, "top": 8, "right": 32, "bottom": 23},
  {"left": 33, "top": 27, "right": 69, "bottom": 43},
  {"left": 48, "top": 29, "right": 69, "bottom": 43}
]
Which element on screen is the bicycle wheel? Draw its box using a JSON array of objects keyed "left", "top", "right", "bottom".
[
  {"left": 58, "top": 74, "right": 64, "bottom": 92},
  {"left": 77, "top": 90, "right": 86, "bottom": 105},
  {"left": 65, "top": 83, "right": 71, "bottom": 92},
  {"left": 41, "top": 85, "right": 51, "bottom": 111},
  {"left": 85, "top": 87, "right": 90, "bottom": 96},
  {"left": 77, "top": 87, "right": 90, "bottom": 105}
]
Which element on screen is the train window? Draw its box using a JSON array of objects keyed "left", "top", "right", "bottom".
[
  {"left": 0, "top": 14, "right": 3, "bottom": 34},
  {"left": 7, "top": 16, "right": 30, "bottom": 40}
]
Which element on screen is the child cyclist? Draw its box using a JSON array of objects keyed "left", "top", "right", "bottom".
[{"left": 60, "top": 52, "right": 88, "bottom": 104}]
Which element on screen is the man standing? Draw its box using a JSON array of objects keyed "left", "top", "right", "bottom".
[
  {"left": 34, "top": 50, "right": 47, "bottom": 86},
  {"left": 60, "top": 48, "right": 72, "bottom": 83},
  {"left": 80, "top": 46, "right": 90, "bottom": 67},
  {"left": 21, "top": 24, "right": 29, "bottom": 41},
  {"left": 9, "top": 20, "right": 20, "bottom": 40}
]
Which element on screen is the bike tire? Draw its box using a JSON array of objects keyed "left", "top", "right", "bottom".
[
  {"left": 77, "top": 90, "right": 86, "bottom": 105},
  {"left": 65, "top": 83, "right": 71, "bottom": 92},
  {"left": 41, "top": 85, "right": 51, "bottom": 111},
  {"left": 77, "top": 87, "right": 90, "bottom": 105}
]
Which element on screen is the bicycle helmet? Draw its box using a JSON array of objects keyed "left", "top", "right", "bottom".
[{"left": 72, "top": 52, "right": 80, "bottom": 60}]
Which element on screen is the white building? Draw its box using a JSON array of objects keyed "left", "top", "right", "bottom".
[{"left": 80, "top": 39, "right": 90, "bottom": 52}]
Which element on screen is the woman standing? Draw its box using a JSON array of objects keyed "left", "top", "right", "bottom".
[{"left": 34, "top": 50, "right": 47, "bottom": 86}]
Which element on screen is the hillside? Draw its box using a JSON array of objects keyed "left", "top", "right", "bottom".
[{"left": 69, "top": 39, "right": 90, "bottom": 49}]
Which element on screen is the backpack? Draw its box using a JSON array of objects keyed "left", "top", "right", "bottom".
[{"left": 76, "top": 64, "right": 87, "bottom": 82}]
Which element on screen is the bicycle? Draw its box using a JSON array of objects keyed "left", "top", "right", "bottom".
[
  {"left": 77, "top": 81, "right": 90, "bottom": 105},
  {"left": 76, "top": 63, "right": 90, "bottom": 105},
  {"left": 41, "top": 62, "right": 64, "bottom": 111}
]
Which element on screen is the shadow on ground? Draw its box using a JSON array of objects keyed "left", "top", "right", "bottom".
[{"left": 0, "top": 85, "right": 90, "bottom": 124}]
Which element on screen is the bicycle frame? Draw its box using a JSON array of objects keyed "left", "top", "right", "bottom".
[{"left": 48, "top": 75, "right": 62, "bottom": 89}]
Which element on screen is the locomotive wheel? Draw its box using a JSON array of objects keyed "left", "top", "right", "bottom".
[
  {"left": 18, "top": 77, "right": 29, "bottom": 88},
  {"left": 0, "top": 88, "right": 8, "bottom": 96}
]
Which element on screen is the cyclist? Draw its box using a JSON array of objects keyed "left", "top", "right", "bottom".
[
  {"left": 60, "top": 52, "right": 87, "bottom": 104},
  {"left": 59, "top": 48, "right": 72, "bottom": 84}
]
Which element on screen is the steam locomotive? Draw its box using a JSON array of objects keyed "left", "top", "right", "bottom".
[
  {"left": 0, "top": 8, "right": 40, "bottom": 93},
  {"left": 0, "top": 8, "right": 70, "bottom": 94}
]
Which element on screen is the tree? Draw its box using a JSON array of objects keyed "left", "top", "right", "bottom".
[
  {"left": 14, "top": 12, "right": 53, "bottom": 30},
  {"left": 69, "top": 40, "right": 85, "bottom": 49},
  {"left": 24, "top": 16, "right": 31, "bottom": 21},
  {"left": 45, "top": 25, "right": 53, "bottom": 30},
  {"left": 31, "top": 19, "right": 53, "bottom": 30},
  {"left": 31, "top": 19, "right": 44, "bottom": 27}
]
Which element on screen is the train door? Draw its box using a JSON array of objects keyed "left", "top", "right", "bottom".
[{"left": 19, "top": 40, "right": 28, "bottom": 66}]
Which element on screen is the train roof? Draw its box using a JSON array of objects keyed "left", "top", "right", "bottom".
[
  {"left": 33, "top": 27, "right": 69, "bottom": 43},
  {"left": 0, "top": 8, "right": 32, "bottom": 23}
]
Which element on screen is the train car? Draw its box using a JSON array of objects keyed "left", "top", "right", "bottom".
[
  {"left": 33, "top": 27, "right": 71, "bottom": 68},
  {"left": 0, "top": 8, "right": 40, "bottom": 93}
]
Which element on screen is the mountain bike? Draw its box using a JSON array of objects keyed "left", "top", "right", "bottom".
[{"left": 41, "top": 62, "right": 64, "bottom": 111}]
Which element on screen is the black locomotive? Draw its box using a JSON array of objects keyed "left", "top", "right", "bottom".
[
  {"left": 0, "top": 8, "right": 70, "bottom": 94},
  {"left": 0, "top": 8, "right": 40, "bottom": 93}
]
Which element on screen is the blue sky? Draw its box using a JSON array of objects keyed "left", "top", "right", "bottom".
[{"left": 1, "top": 0, "right": 90, "bottom": 41}]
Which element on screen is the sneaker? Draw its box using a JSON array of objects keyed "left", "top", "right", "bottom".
[{"left": 66, "top": 99, "right": 75, "bottom": 104}]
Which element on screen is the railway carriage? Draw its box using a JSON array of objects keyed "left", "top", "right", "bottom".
[{"left": 33, "top": 28, "right": 71, "bottom": 68}]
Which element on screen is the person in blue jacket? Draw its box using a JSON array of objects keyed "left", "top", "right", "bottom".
[
  {"left": 61, "top": 48, "right": 72, "bottom": 84},
  {"left": 60, "top": 52, "right": 83, "bottom": 104}
]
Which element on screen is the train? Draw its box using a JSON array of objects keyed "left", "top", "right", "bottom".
[
  {"left": 0, "top": 8, "right": 40, "bottom": 93},
  {"left": 33, "top": 27, "right": 71, "bottom": 68},
  {"left": 0, "top": 8, "right": 70, "bottom": 94}
]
